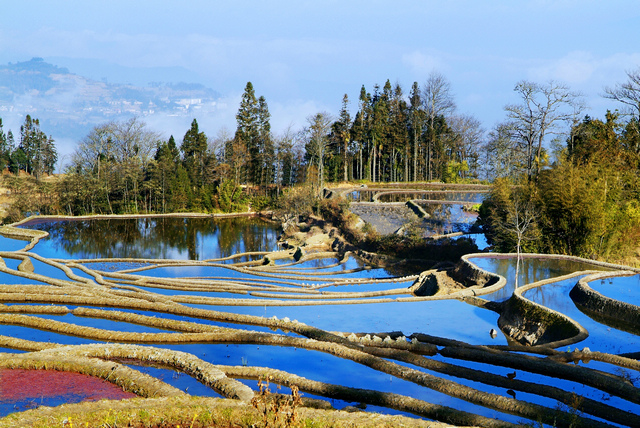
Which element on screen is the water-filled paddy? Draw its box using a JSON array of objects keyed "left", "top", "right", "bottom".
[
  {"left": 590, "top": 273, "right": 640, "bottom": 307},
  {"left": 377, "top": 191, "right": 486, "bottom": 203},
  {"left": 522, "top": 276, "right": 640, "bottom": 355},
  {"left": 20, "top": 216, "right": 280, "bottom": 260},
  {"left": 0, "top": 368, "right": 136, "bottom": 415},
  {"left": 1, "top": 214, "right": 639, "bottom": 427},
  {"left": 473, "top": 255, "right": 640, "bottom": 354},
  {"left": 469, "top": 255, "right": 613, "bottom": 302}
]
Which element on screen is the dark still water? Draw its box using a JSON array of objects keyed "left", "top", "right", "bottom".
[{"left": 19, "top": 216, "right": 280, "bottom": 260}]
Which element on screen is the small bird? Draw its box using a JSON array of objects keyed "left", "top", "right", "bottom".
[
  {"left": 489, "top": 329, "right": 498, "bottom": 339},
  {"left": 506, "top": 389, "right": 516, "bottom": 399},
  {"left": 507, "top": 371, "right": 516, "bottom": 380}
]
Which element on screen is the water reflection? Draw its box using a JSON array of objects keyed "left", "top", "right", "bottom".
[
  {"left": 378, "top": 191, "right": 485, "bottom": 203},
  {"left": 20, "top": 217, "right": 280, "bottom": 260},
  {"left": 345, "top": 190, "right": 376, "bottom": 202},
  {"left": 345, "top": 188, "right": 488, "bottom": 204},
  {"left": 470, "top": 256, "right": 612, "bottom": 302},
  {"left": 523, "top": 277, "right": 640, "bottom": 354},
  {"left": 418, "top": 203, "right": 479, "bottom": 234}
]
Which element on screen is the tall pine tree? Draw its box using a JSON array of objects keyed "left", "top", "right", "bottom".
[
  {"left": 181, "top": 119, "right": 208, "bottom": 188},
  {"left": 234, "top": 82, "right": 273, "bottom": 186},
  {"left": 235, "top": 82, "right": 259, "bottom": 184}
]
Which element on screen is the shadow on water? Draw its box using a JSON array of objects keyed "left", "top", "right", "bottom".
[{"left": 471, "top": 255, "right": 640, "bottom": 354}]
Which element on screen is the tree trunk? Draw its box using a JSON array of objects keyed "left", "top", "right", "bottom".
[{"left": 343, "top": 140, "right": 348, "bottom": 182}]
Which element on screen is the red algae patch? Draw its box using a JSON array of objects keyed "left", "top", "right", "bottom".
[{"left": 0, "top": 369, "right": 136, "bottom": 415}]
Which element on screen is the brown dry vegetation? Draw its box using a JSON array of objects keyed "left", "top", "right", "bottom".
[
  {"left": 0, "top": 171, "right": 61, "bottom": 222},
  {"left": 0, "top": 395, "right": 461, "bottom": 428}
]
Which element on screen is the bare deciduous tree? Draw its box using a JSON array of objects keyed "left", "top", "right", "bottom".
[
  {"left": 604, "top": 67, "right": 640, "bottom": 121},
  {"left": 482, "top": 122, "right": 525, "bottom": 181},
  {"left": 503, "top": 197, "right": 539, "bottom": 288},
  {"left": 505, "top": 80, "right": 583, "bottom": 180},
  {"left": 71, "top": 117, "right": 160, "bottom": 213},
  {"left": 303, "top": 112, "right": 333, "bottom": 192},
  {"left": 604, "top": 68, "right": 640, "bottom": 150},
  {"left": 423, "top": 71, "right": 456, "bottom": 180},
  {"left": 447, "top": 114, "right": 483, "bottom": 179}
]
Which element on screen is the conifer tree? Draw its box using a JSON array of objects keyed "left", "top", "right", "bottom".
[
  {"left": 150, "top": 136, "right": 180, "bottom": 212},
  {"left": 389, "top": 83, "right": 409, "bottom": 182},
  {"left": 18, "top": 115, "right": 57, "bottom": 180},
  {"left": 335, "top": 94, "right": 351, "bottom": 182},
  {"left": 409, "top": 82, "right": 424, "bottom": 181},
  {"left": 370, "top": 83, "right": 390, "bottom": 182},
  {"left": 181, "top": 119, "right": 208, "bottom": 188},
  {"left": 257, "top": 95, "right": 274, "bottom": 186},
  {"left": 235, "top": 82, "right": 259, "bottom": 184},
  {"left": 234, "top": 82, "right": 273, "bottom": 186},
  {"left": 0, "top": 118, "right": 8, "bottom": 170}
]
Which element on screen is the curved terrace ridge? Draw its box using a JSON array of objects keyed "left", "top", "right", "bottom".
[{"left": 0, "top": 214, "right": 639, "bottom": 427}]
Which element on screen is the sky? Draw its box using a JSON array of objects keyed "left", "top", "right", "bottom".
[{"left": 1, "top": 0, "right": 640, "bottom": 159}]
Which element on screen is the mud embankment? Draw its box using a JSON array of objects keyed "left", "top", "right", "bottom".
[{"left": 570, "top": 271, "right": 640, "bottom": 335}]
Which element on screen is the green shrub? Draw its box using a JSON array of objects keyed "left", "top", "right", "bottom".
[
  {"left": 215, "top": 179, "right": 249, "bottom": 213},
  {"left": 251, "top": 194, "right": 274, "bottom": 211}
]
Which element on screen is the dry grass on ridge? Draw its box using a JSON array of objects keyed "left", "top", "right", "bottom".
[{"left": 0, "top": 395, "right": 461, "bottom": 428}]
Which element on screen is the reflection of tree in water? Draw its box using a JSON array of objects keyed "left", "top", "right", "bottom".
[
  {"left": 379, "top": 191, "right": 486, "bottom": 203},
  {"left": 479, "top": 256, "right": 613, "bottom": 303},
  {"left": 214, "top": 218, "right": 279, "bottom": 260},
  {"left": 25, "top": 217, "right": 280, "bottom": 260},
  {"left": 419, "top": 203, "right": 476, "bottom": 234},
  {"left": 346, "top": 190, "right": 375, "bottom": 202},
  {"left": 27, "top": 219, "right": 147, "bottom": 259}
]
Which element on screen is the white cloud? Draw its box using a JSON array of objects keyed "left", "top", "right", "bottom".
[
  {"left": 527, "top": 51, "right": 640, "bottom": 87},
  {"left": 517, "top": 51, "right": 640, "bottom": 118},
  {"left": 269, "top": 99, "right": 329, "bottom": 133},
  {"left": 527, "top": 51, "right": 597, "bottom": 84},
  {"left": 401, "top": 51, "right": 446, "bottom": 78},
  {"left": 141, "top": 93, "right": 242, "bottom": 143}
]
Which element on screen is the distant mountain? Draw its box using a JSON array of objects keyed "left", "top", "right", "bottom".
[{"left": 0, "top": 57, "right": 221, "bottom": 142}]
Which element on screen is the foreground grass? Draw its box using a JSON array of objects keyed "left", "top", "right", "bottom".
[{"left": 0, "top": 396, "right": 458, "bottom": 428}]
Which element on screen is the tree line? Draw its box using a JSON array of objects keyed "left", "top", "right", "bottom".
[
  {"left": 304, "top": 74, "right": 483, "bottom": 187},
  {"left": 12, "top": 75, "right": 487, "bottom": 217},
  {"left": 3, "top": 66, "right": 640, "bottom": 262},
  {"left": 480, "top": 69, "right": 640, "bottom": 263}
]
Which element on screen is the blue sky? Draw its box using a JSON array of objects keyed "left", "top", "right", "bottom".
[{"left": 1, "top": 0, "right": 639, "bottom": 150}]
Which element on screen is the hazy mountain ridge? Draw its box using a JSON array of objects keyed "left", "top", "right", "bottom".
[{"left": 0, "top": 57, "right": 221, "bottom": 140}]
